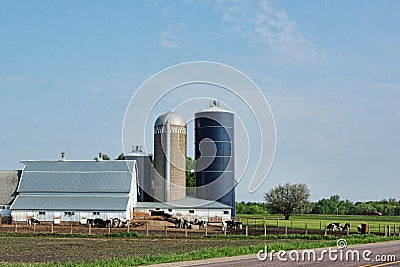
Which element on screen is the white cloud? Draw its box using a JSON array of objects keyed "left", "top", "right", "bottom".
[
  {"left": 81, "top": 74, "right": 138, "bottom": 93},
  {"left": 217, "top": 0, "right": 318, "bottom": 65},
  {"left": 159, "top": 23, "right": 183, "bottom": 48}
]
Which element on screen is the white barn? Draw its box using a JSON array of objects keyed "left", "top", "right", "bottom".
[{"left": 10, "top": 160, "right": 137, "bottom": 223}]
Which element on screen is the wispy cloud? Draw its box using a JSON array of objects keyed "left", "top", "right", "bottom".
[
  {"left": 80, "top": 74, "right": 139, "bottom": 93},
  {"left": 159, "top": 23, "right": 185, "bottom": 48},
  {"left": 217, "top": 0, "right": 318, "bottom": 65},
  {"left": 0, "top": 71, "right": 60, "bottom": 83}
]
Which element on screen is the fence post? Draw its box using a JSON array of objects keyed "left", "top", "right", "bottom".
[
  {"left": 324, "top": 228, "right": 327, "bottom": 236},
  {"left": 146, "top": 223, "right": 149, "bottom": 236},
  {"left": 305, "top": 220, "right": 308, "bottom": 235},
  {"left": 388, "top": 225, "right": 391, "bottom": 237},
  {"left": 224, "top": 225, "right": 227, "bottom": 236},
  {"left": 246, "top": 218, "right": 249, "bottom": 227},
  {"left": 205, "top": 224, "right": 208, "bottom": 236},
  {"left": 185, "top": 225, "right": 188, "bottom": 237},
  {"left": 51, "top": 223, "right": 54, "bottom": 234},
  {"left": 33, "top": 223, "right": 36, "bottom": 234},
  {"left": 264, "top": 224, "right": 267, "bottom": 236},
  {"left": 384, "top": 225, "right": 387, "bottom": 237},
  {"left": 108, "top": 225, "right": 111, "bottom": 235},
  {"left": 164, "top": 225, "right": 167, "bottom": 237},
  {"left": 245, "top": 225, "right": 248, "bottom": 236},
  {"left": 14, "top": 222, "right": 17, "bottom": 233},
  {"left": 368, "top": 225, "right": 370, "bottom": 235},
  {"left": 285, "top": 225, "right": 288, "bottom": 235},
  {"left": 70, "top": 224, "right": 73, "bottom": 234},
  {"left": 127, "top": 223, "right": 130, "bottom": 234},
  {"left": 88, "top": 224, "right": 91, "bottom": 235},
  {"left": 394, "top": 224, "right": 396, "bottom": 236}
]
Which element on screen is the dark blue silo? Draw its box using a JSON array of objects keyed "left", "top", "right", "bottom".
[
  {"left": 124, "top": 146, "right": 153, "bottom": 202},
  {"left": 195, "top": 101, "right": 236, "bottom": 217}
]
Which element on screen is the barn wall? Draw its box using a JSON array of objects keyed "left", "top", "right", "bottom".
[{"left": 11, "top": 210, "right": 127, "bottom": 223}]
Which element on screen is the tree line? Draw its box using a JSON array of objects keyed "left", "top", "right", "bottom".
[{"left": 237, "top": 183, "right": 400, "bottom": 217}]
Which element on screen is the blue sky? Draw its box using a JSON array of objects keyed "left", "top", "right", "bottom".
[{"left": 1, "top": 1, "right": 399, "bottom": 202}]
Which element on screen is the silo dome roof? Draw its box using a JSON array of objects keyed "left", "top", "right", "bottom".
[{"left": 154, "top": 111, "right": 186, "bottom": 126}]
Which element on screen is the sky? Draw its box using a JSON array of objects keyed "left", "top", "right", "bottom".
[{"left": 1, "top": 1, "right": 399, "bottom": 202}]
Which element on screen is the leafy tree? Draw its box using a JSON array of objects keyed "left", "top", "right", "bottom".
[
  {"left": 116, "top": 153, "right": 124, "bottom": 160},
  {"left": 186, "top": 157, "right": 195, "bottom": 194},
  {"left": 264, "top": 183, "right": 310, "bottom": 220},
  {"left": 94, "top": 153, "right": 110, "bottom": 161}
]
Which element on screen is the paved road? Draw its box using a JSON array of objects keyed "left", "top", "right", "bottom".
[{"left": 146, "top": 240, "right": 400, "bottom": 267}]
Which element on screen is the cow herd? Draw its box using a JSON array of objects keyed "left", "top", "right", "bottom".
[
  {"left": 86, "top": 218, "right": 130, "bottom": 228},
  {"left": 168, "top": 217, "right": 207, "bottom": 229},
  {"left": 326, "top": 222, "right": 351, "bottom": 232}
]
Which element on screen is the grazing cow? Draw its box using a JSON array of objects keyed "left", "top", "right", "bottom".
[
  {"left": 27, "top": 218, "right": 40, "bottom": 225},
  {"left": 87, "top": 219, "right": 94, "bottom": 227},
  {"left": 343, "top": 223, "right": 351, "bottom": 232},
  {"left": 93, "top": 218, "right": 107, "bottom": 228},
  {"left": 357, "top": 225, "right": 362, "bottom": 234},
  {"left": 225, "top": 220, "right": 243, "bottom": 229},
  {"left": 192, "top": 219, "right": 206, "bottom": 229},
  {"left": 327, "top": 222, "right": 342, "bottom": 232}
]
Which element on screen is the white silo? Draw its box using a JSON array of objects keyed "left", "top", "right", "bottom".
[{"left": 153, "top": 111, "right": 187, "bottom": 202}]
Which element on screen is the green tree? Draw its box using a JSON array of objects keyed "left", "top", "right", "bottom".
[
  {"left": 94, "top": 153, "right": 110, "bottom": 161},
  {"left": 186, "top": 157, "right": 195, "bottom": 194},
  {"left": 264, "top": 183, "right": 310, "bottom": 220},
  {"left": 116, "top": 153, "right": 124, "bottom": 160}
]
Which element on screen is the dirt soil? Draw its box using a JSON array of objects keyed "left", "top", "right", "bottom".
[{"left": 0, "top": 236, "right": 267, "bottom": 264}]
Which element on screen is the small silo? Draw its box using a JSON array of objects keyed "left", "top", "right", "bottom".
[
  {"left": 195, "top": 100, "right": 236, "bottom": 217},
  {"left": 124, "top": 146, "right": 153, "bottom": 202},
  {"left": 154, "top": 111, "right": 187, "bottom": 202}
]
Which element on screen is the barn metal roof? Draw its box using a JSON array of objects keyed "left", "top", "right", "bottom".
[
  {"left": 10, "top": 195, "right": 129, "bottom": 211},
  {"left": 0, "top": 171, "right": 20, "bottom": 205},
  {"left": 18, "top": 160, "right": 135, "bottom": 193},
  {"left": 21, "top": 160, "right": 135, "bottom": 172},
  {"left": 135, "top": 196, "right": 232, "bottom": 209}
]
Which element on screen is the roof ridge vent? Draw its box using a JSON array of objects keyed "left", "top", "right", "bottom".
[
  {"left": 60, "top": 152, "right": 66, "bottom": 161},
  {"left": 97, "top": 152, "right": 103, "bottom": 162}
]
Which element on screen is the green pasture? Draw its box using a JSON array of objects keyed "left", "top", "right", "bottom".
[{"left": 237, "top": 214, "right": 400, "bottom": 233}]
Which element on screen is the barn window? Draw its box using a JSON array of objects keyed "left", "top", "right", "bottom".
[
  {"left": 39, "top": 211, "right": 46, "bottom": 215},
  {"left": 189, "top": 210, "right": 195, "bottom": 214},
  {"left": 93, "top": 212, "right": 100, "bottom": 216},
  {"left": 168, "top": 209, "right": 172, "bottom": 212},
  {"left": 64, "top": 212, "right": 75, "bottom": 216},
  {"left": 156, "top": 208, "right": 160, "bottom": 211},
  {"left": 223, "top": 210, "right": 229, "bottom": 215},
  {"left": 0, "top": 206, "right": 5, "bottom": 209}
]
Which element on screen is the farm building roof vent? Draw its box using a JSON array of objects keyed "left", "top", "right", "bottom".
[
  {"left": 97, "top": 152, "right": 103, "bottom": 162},
  {"left": 132, "top": 145, "right": 142, "bottom": 152},
  {"left": 60, "top": 152, "right": 66, "bottom": 161}
]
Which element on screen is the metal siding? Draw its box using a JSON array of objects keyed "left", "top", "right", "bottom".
[
  {"left": 195, "top": 110, "right": 236, "bottom": 217},
  {"left": 11, "top": 195, "right": 130, "bottom": 211},
  {"left": 124, "top": 154, "right": 152, "bottom": 202}
]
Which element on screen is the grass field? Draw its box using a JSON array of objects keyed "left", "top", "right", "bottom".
[{"left": 237, "top": 214, "right": 400, "bottom": 233}]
